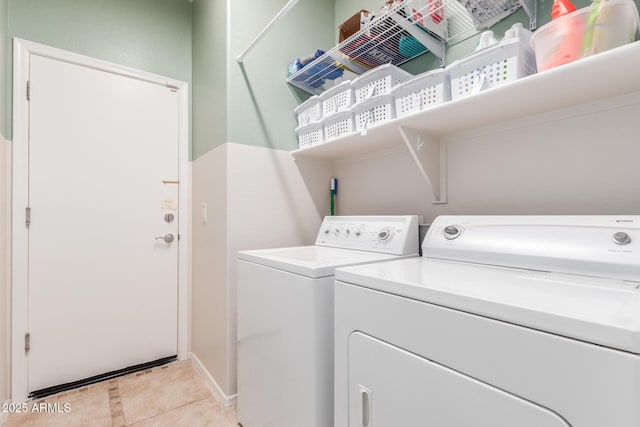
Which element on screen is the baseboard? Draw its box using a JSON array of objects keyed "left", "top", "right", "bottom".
[
  {"left": 0, "top": 400, "right": 10, "bottom": 427},
  {"left": 190, "top": 352, "right": 237, "bottom": 407}
]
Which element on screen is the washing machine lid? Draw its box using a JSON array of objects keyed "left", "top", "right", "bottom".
[
  {"left": 238, "top": 246, "right": 413, "bottom": 278},
  {"left": 336, "top": 257, "right": 640, "bottom": 354}
]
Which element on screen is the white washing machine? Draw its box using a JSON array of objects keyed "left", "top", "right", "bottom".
[
  {"left": 237, "top": 215, "right": 420, "bottom": 427},
  {"left": 334, "top": 215, "right": 640, "bottom": 427}
]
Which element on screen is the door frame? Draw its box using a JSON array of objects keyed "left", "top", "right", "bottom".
[{"left": 11, "top": 38, "right": 191, "bottom": 402}]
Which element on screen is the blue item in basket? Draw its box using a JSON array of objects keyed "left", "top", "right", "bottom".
[
  {"left": 288, "top": 50, "right": 344, "bottom": 88},
  {"left": 399, "top": 35, "right": 429, "bottom": 57}
]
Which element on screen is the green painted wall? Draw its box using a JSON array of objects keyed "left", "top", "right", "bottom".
[
  {"left": 5, "top": 0, "right": 192, "bottom": 140},
  {"left": 191, "top": 0, "right": 335, "bottom": 157},
  {"left": 192, "top": 0, "right": 227, "bottom": 159},
  {"left": 226, "top": 0, "right": 335, "bottom": 151},
  {"left": 1, "top": 0, "right": 7, "bottom": 138}
]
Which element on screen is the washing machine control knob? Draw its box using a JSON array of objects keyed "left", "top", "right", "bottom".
[
  {"left": 378, "top": 228, "right": 392, "bottom": 242},
  {"left": 324, "top": 229, "right": 330, "bottom": 235},
  {"left": 334, "top": 229, "right": 340, "bottom": 236},
  {"left": 444, "top": 225, "right": 462, "bottom": 240},
  {"left": 613, "top": 232, "right": 631, "bottom": 245}
]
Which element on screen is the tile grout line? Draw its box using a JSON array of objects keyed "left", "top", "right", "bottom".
[
  {"left": 125, "top": 396, "right": 213, "bottom": 426},
  {"left": 108, "top": 381, "right": 125, "bottom": 427}
]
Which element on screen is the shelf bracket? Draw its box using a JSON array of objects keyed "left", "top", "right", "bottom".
[
  {"left": 389, "top": 12, "right": 445, "bottom": 63},
  {"left": 520, "top": 0, "right": 537, "bottom": 30},
  {"left": 399, "top": 126, "right": 447, "bottom": 204}
]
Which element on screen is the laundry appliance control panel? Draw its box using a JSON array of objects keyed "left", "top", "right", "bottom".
[
  {"left": 315, "top": 216, "right": 419, "bottom": 256},
  {"left": 424, "top": 215, "right": 640, "bottom": 282}
]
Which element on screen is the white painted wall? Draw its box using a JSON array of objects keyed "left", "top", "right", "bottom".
[
  {"left": 191, "top": 144, "right": 229, "bottom": 395},
  {"left": 190, "top": 142, "right": 333, "bottom": 398},
  {"left": 335, "top": 93, "right": 640, "bottom": 221}
]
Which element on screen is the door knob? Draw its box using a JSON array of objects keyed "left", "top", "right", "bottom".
[{"left": 155, "top": 234, "right": 174, "bottom": 244}]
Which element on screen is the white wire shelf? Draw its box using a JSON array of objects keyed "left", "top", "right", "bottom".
[{"left": 287, "top": 0, "right": 535, "bottom": 95}]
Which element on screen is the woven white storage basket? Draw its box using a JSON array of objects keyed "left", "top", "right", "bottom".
[
  {"left": 319, "top": 81, "right": 353, "bottom": 117},
  {"left": 446, "top": 30, "right": 536, "bottom": 100},
  {"left": 324, "top": 111, "right": 355, "bottom": 141},
  {"left": 351, "top": 64, "right": 413, "bottom": 104},
  {"left": 391, "top": 68, "right": 450, "bottom": 118},
  {"left": 351, "top": 94, "right": 396, "bottom": 132},
  {"left": 294, "top": 95, "right": 322, "bottom": 127},
  {"left": 295, "top": 122, "right": 324, "bottom": 149}
]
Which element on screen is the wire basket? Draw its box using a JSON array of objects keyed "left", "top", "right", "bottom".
[
  {"left": 351, "top": 64, "right": 414, "bottom": 104},
  {"left": 294, "top": 95, "right": 322, "bottom": 127},
  {"left": 319, "top": 81, "right": 354, "bottom": 117},
  {"left": 351, "top": 94, "right": 396, "bottom": 132},
  {"left": 446, "top": 29, "right": 536, "bottom": 100},
  {"left": 295, "top": 122, "right": 324, "bottom": 149},
  {"left": 324, "top": 111, "right": 355, "bottom": 141},
  {"left": 458, "top": 0, "right": 521, "bottom": 29},
  {"left": 391, "top": 68, "right": 450, "bottom": 118}
]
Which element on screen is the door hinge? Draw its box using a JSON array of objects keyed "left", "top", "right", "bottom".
[
  {"left": 25, "top": 332, "right": 30, "bottom": 353},
  {"left": 25, "top": 207, "right": 31, "bottom": 227},
  {"left": 26, "top": 81, "right": 30, "bottom": 101}
]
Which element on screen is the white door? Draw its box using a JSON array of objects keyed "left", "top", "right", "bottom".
[{"left": 27, "top": 53, "right": 180, "bottom": 393}]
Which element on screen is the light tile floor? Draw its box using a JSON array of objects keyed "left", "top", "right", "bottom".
[{"left": 5, "top": 361, "right": 238, "bottom": 427}]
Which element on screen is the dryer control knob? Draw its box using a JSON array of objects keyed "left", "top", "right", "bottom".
[
  {"left": 378, "top": 228, "right": 392, "bottom": 242},
  {"left": 444, "top": 225, "right": 462, "bottom": 240},
  {"left": 613, "top": 232, "right": 631, "bottom": 245}
]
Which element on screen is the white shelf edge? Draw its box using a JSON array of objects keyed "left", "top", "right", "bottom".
[{"left": 292, "top": 40, "right": 640, "bottom": 161}]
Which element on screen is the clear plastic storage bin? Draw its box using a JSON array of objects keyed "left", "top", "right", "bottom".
[
  {"left": 324, "top": 111, "right": 355, "bottom": 141},
  {"left": 351, "top": 94, "right": 396, "bottom": 132},
  {"left": 351, "top": 64, "right": 413, "bottom": 104},
  {"left": 295, "top": 122, "right": 324, "bottom": 149},
  {"left": 391, "top": 68, "right": 450, "bottom": 118},
  {"left": 446, "top": 24, "right": 536, "bottom": 100},
  {"left": 531, "top": 0, "right": 639, "bottom": 72},
  {"left": 319, "top": 81, "right": 354, "bottom": 117},
  {"left": 294, "top": 95, "right": 322, "bottom": 127}
]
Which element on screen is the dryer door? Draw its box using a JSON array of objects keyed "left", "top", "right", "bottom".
[{"left": 348, "top": 332, "right": 570, "bottom": 427}]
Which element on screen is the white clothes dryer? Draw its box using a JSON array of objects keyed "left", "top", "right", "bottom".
[
  {"left": 237, "top": 215, "right": 419, "bottom": 427},
  {"left": 334, "top": 215, "right": 640, "bottom": 427}
]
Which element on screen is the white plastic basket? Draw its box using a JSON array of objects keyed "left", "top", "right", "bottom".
[
  {"left": 446, "top": 28, "right": 536, "bottom": 100},
  {"left": 351, "top": 94, "right": 396, "bottom": 132},
  {"left": 319, "top": 81, "right": 353, "bottom": 117},
  {"left": 391, "top": 68, "right": 450, "bottom": 118},
  {"left": 294, "top": 95, "right": 322, "bottom": 127},
  {"left": 351, "top": 64, "right": 413, "bottom": 104},
  {"left": 295, "top": 122, "right": 324, "bottom": 149},
  {"left": 324, "top": 111, "right": 355, "bottom": 141}
]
